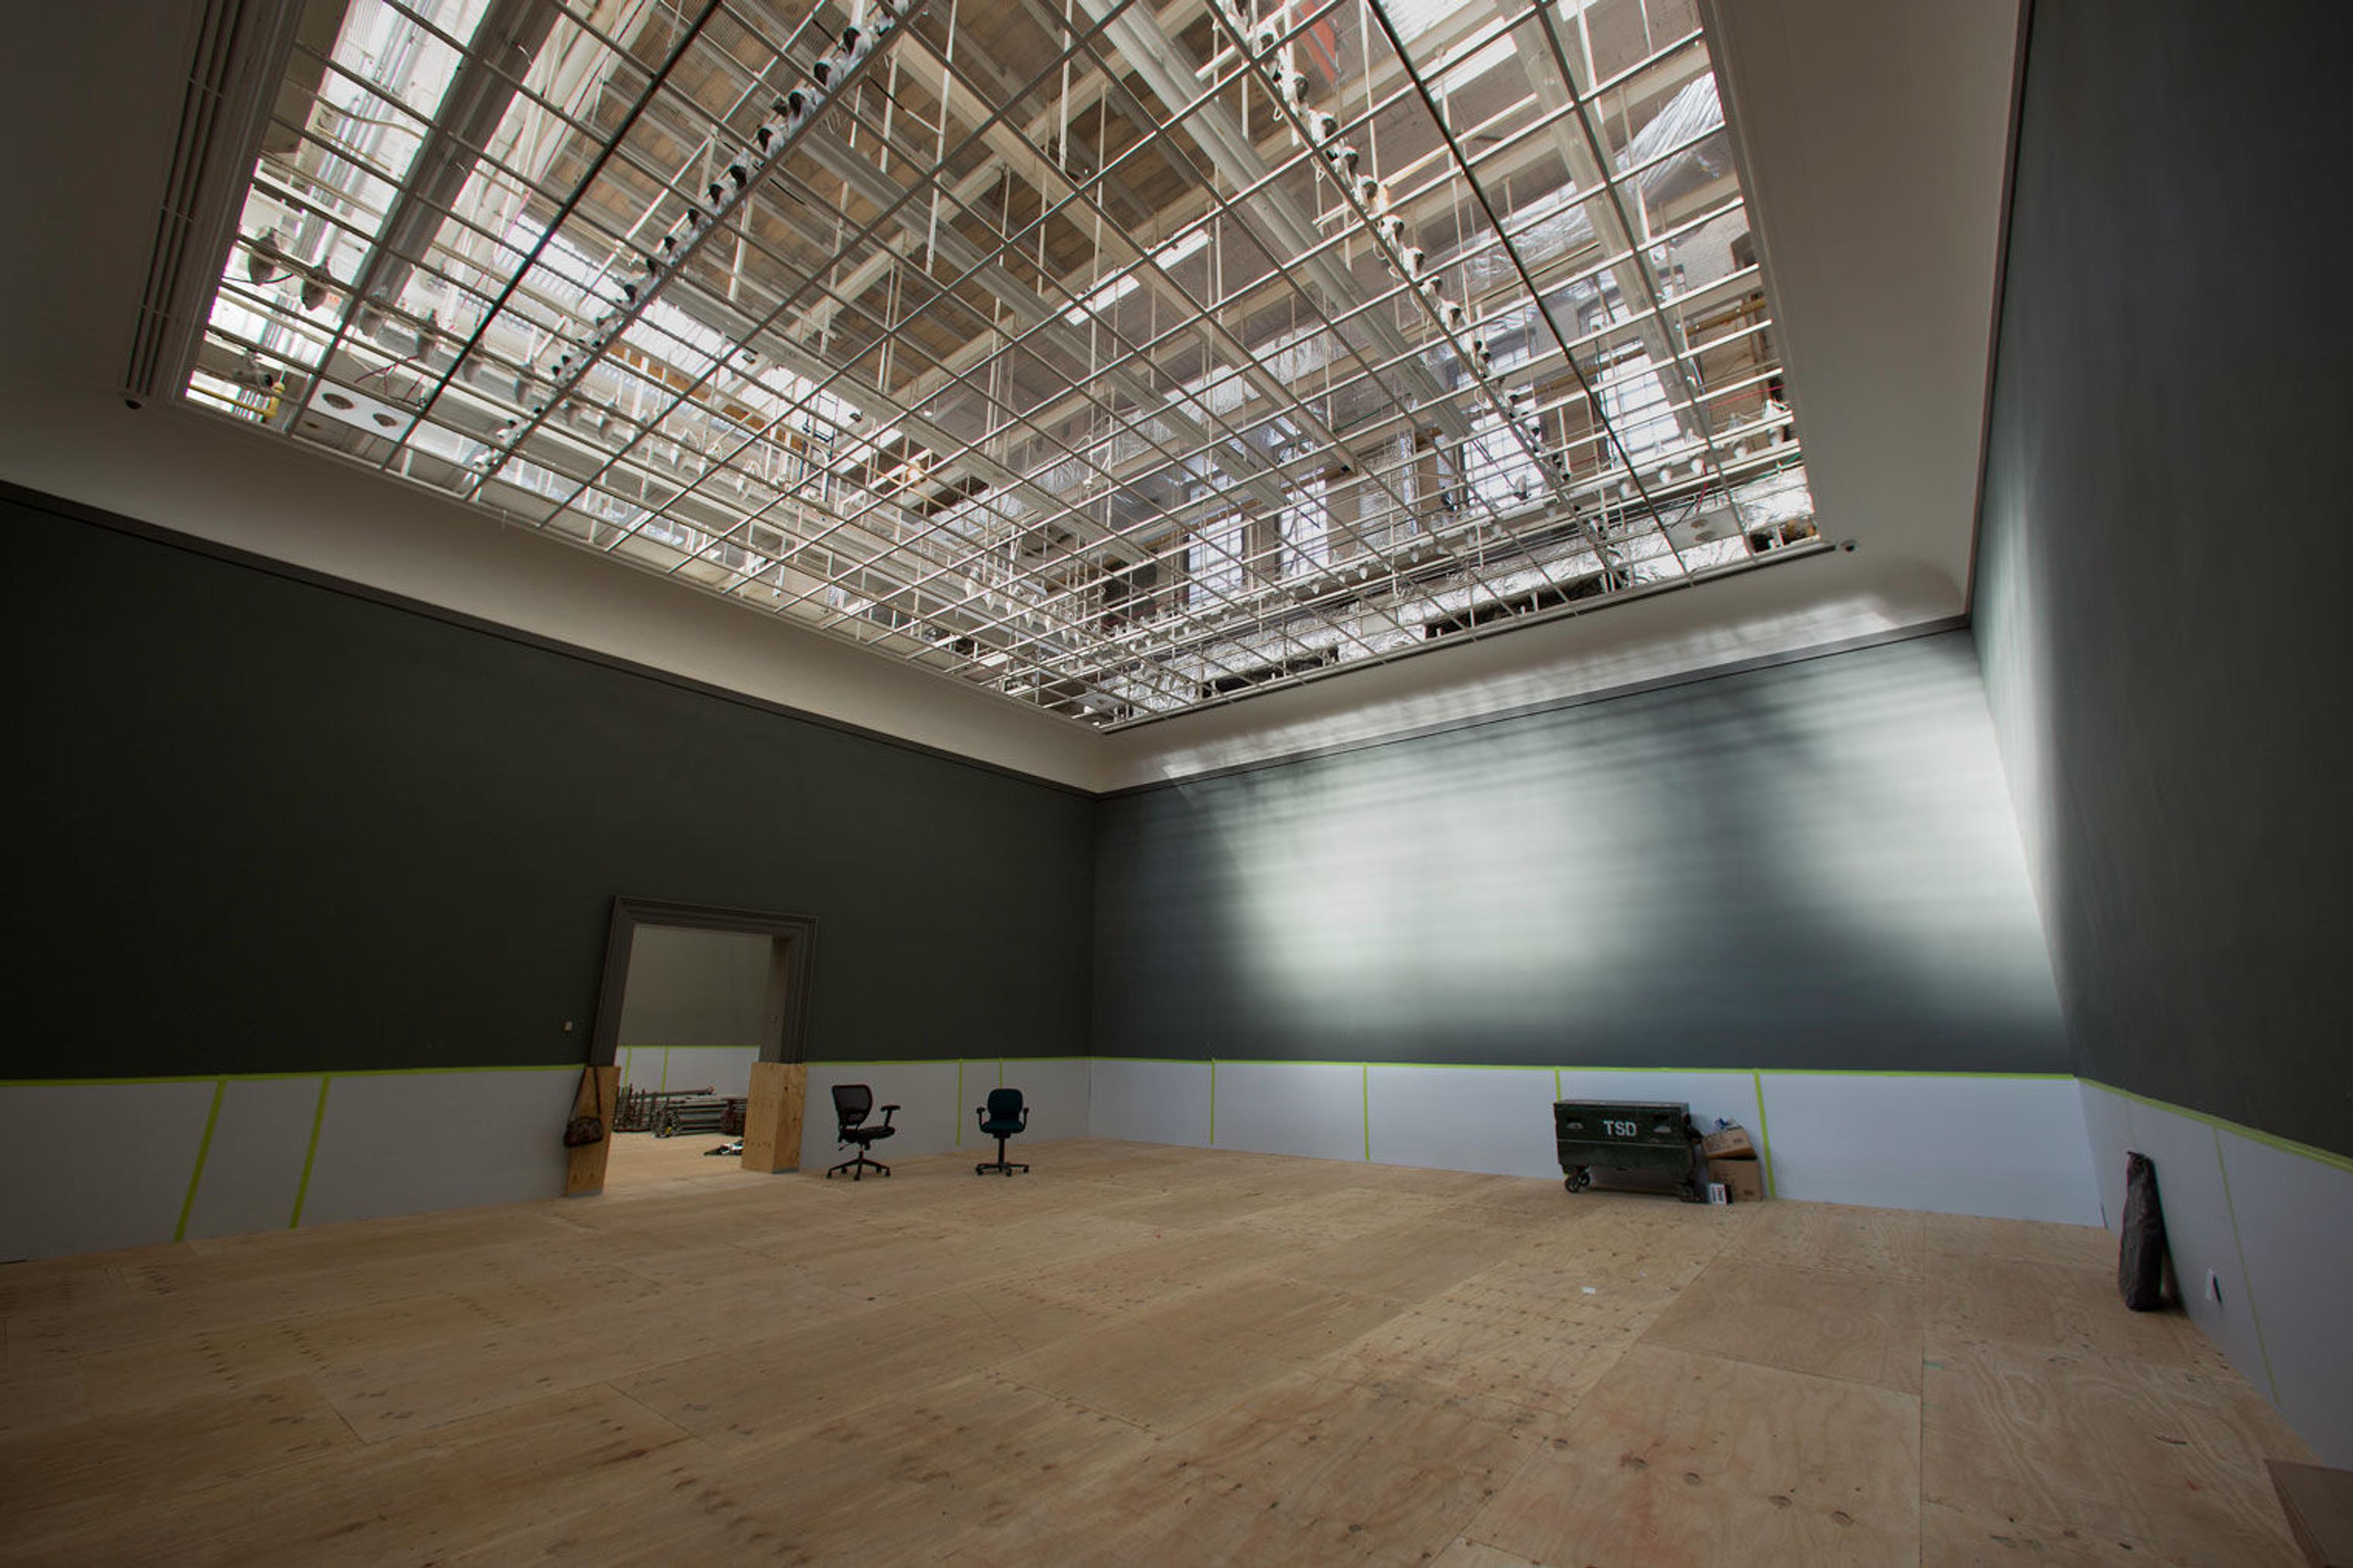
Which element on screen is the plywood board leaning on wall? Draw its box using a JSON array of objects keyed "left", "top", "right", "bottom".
[
  {"left": 741, "top": 1061, "right": 807, "bottom": 1173},
  {"left": 563, "top": 1066, "right": 621, "bottom": 1195}
]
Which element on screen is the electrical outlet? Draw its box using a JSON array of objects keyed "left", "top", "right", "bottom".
[{"left": 2205, "top": 1268, "right": 2223, "bottom": 1305}]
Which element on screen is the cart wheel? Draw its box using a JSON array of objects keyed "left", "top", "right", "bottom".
[
  {"left": 1564, "top": 1167, "right": 1592, "bottom": 1194},
  {"left": 1678, "top": 1178, "right": 1702, "bottom": 1203}
]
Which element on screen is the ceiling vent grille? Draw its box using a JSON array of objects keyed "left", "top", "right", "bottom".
[{"left": 122, "top": 0, "right": 305, "bottom": 404}]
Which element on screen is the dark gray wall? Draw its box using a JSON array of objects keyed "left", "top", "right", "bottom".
[
  {"left": 1097, "top": 631, "right": 2067, "bottom": 1072},
  {"left": 1974, "top": 1, "right": 2353, "bottom": 1157},
  {"left": 2, "top": 490, "right": 1094, "bottom": 1078}
]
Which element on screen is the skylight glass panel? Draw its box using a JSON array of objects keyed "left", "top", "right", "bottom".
[{"left": 180, "top": 0, "right": 1819, "bottom": 725}]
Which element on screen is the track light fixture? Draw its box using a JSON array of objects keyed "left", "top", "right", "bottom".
[
  {"left": 231, "top": 349, "right": 281, "bottom": 392},
  {"left": 243, "top": 229, "right": 290, "bottom": 284}
]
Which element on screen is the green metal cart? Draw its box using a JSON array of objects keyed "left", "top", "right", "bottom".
[{"left": 1553, "top": 1098, "right": 1707, "bottom": 1202}]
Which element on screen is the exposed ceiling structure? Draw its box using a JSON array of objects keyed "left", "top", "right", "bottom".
[{"left": 175, "top": 0, "right": 1817, "bottom": 727}]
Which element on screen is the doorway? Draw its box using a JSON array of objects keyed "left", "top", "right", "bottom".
[{"left": 572, "top": 898, "right": 815, "bottom": 1196}]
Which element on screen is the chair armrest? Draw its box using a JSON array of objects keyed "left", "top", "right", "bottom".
[
  {"left": 974, "top": 1104, "right": 988, "bottom": 1126},
  {"left": 877, "top": 1104, "right": 900, "bottom": 1127},
  {"left": 1020, "top": 1106, "right": 1030, "bottom": 1126}
]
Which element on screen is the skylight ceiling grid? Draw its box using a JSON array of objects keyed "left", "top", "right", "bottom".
[{"left": 188, "top": 0, "right": 1818, "bottom": 726}]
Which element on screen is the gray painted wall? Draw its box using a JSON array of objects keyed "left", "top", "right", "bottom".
[
  {"left": 1974, "top": 0, "right": 2353, "bottom": 1156},
  {"left": 616, "top": 927, "right": 772, "bottom": 1048},
  {"left": 1096, "top": 631, "right": 2068, "bottom": 1072},
  {"left": 3, "top": 490, "right": 1094, "bottom": 1078}
]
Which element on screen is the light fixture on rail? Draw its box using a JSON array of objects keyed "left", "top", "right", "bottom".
[{"left": 242, "top": 229, "right": 290, "bottom": 284}]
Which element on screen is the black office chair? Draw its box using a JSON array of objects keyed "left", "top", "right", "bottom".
[
  {"left": 973, "top": 1087, "right": 1029, "bottom": 1176},
  {"left": 825, "top": 1083, "right": 898, "bottom": 1180}
]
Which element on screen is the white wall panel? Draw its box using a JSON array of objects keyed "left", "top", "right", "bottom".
[
  {"left": 0, "top": 1081, "right": 217, "bottom": 1259},
  {"left": 801, "top": 1061, "right": 961, "bottom": 1170},
  {"left": 184, "top": 1076, "right": 324, "bottom": 1241},
  {"left": 1210, "top": 1061, "right": 1366, "bottom": 1164},
  {"left": 2077, "top": 1077, "right": 2133, "bottom": 1230},
  {"left": 1088, "top": 1059, "right": 1212, "bottom": 1147},
  {"left": 2218, "top": 1129, "right": 2353, "bottom": 1467},
  {"left": 2109, "top": 1092, "right": 2268, "bottom": 1399},
  {"left": 992, "top": 1058, "right": 1089, "bottom": 1150},
  {"left": 1759, "top": 1073, "right": 2099, "bottom": 1222},
  {"left": 1366, "top": 1067, "right": 1558, "bottom": 1178},
  {"left": 300, "top": 1070, "right": 572, "bottom": 1227}
]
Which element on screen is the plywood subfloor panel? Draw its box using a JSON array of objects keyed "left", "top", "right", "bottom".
[
  {"left": 1725, "top": 1199, "right": 1929, "bottom": 1281},
  {"left": 1920, "top": 1332, "right": 2311, "bottom": 1567},
  {"left": 1934, "top": 1256, "right": 2204, "bottom": 1366},
  {"left": 16, "top": 1382, "right": 692, "bottom": 1565},
  {"left": 1922, "top": 1210, "right": 2116, "bottom": 1270},
  {"left": 1324, "top": 1267, "right": 1678, "bottom": 1420},
  {"left": 1158, "top": 1368, "right": 1546, "bottom": 1563},
  {"left": 1464, "top": 1343, "right": 1922, "bottom": 1567},
  {"left": 1643, "top": 1257, "right": 1927, "bottom": 1395},
  {"left": 0, "top": 1374, "right": 359, "bottom": 1547},
  {"left": 601, "top": 1128, "right": 767, "bottom": 1191},
  {"left": 998, "top": 1314, "right": 1292, "bottom": 1431},
  {"left": 0, "top": 1140, "right": 2305, "bottom": 1566},
  {"left": 1430, "top": 1540, "right": 1549, "bottom": 1567}
]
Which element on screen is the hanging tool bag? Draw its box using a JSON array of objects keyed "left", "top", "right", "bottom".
[{"left": 563, "top": 1065, "right": 607, "bottom": 1147}]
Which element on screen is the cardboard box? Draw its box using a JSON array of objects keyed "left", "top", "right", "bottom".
[
  {"left": 1701, "top": 1126, "right": 1757, "bottom": 1161},
  {"left": 1711, "top": 1157, "right": 1767, "bottom": 1202}
]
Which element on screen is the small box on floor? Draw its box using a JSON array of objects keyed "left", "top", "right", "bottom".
[
  {"left": 1701, "top": 1125, "right": 1756, "bottom": 1160},
  {"left": 1711, "top": 1157, "right": 1767, "bottom": 1202}
]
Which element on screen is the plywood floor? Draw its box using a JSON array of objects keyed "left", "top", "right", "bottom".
[
  {"left": 0, "top": 1140, "right": 2311, "bottom": 1566},
  {"left": 602, "top": 1129, "right": 767, "bottom": 1191}
]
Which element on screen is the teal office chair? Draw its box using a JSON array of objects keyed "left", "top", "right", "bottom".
[{"left": 973, "top": 1088, "right": 1029, "bottom": 1176}]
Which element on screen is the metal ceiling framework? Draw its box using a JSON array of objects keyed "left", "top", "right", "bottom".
[{"left": 185, "top": 0, "right": 1818, "bottom": 726}]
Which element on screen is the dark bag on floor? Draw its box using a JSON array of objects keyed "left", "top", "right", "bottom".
[
  {"left": 2118, "top": 1150, "right": 2169, "bottom": 1311},
  {"left": 563, "top": 1066, "right": 607, "bottom": 1148}
]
